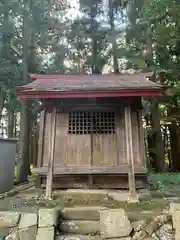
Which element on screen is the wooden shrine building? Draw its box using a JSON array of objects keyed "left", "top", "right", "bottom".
[{"left": 17, "top": 73, "right": 163, "bottom": 199}]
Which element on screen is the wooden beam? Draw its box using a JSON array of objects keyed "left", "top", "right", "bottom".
[
  {"left": 124, "top": 106, "right": 138, "bottom": 202},
  {"left": 45, "top": 108, "right": 57, "bottom": 200},
  {"left": 35, "top": 166, "right": 147, "bottom": 175},
  {"left": 17, "top": 88, "right": 164, "bottom": 100}
]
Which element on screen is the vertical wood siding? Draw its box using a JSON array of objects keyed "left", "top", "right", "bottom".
[
  {"left": 41, "top": 106, "right": 144, "bottom": 169},
  {"left": 131, "top": 110, "right": 141, "bottom": 166},
  {"left": 116, "top": 109, "right": 127, "bottom": 165},
  {"left": 67, "top": 135, "right": 91, "bottom": 166},
  {"left": 42, "top": 111, "right": 51, "bottom": 165},
  {"left": 92, "top": 134, "right": 117, "bottom": 166},
  {"left": 54, "top": 113, "right": 68, "bottom": 166}
]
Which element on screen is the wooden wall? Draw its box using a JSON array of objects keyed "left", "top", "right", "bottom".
[{"left": 37, "top": 97, "right": 147, "bottom": 188}]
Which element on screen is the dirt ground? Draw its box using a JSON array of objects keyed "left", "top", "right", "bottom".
[{"left": 0, "top": 186, "right": 177, "bottom": 220}]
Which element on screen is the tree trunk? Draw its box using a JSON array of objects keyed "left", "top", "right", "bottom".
[
  {"left": 7, "top": 92, "right": 14, "bottom": 138},
  {"left": 169, "top": 120, "right": 180, "bottom": 171},
  {"left": 8, "top": 108, "right": 14, "bottom": 138},
  {"left": 90, "top": 5, "right": 99, "bottom": 74},
  {"left": 0, "top": 0, "right": 9, "bottom": 121},
  {"left": 108, "top": 0, "right": 118, "bottom": 73},
  {"left": 145, "top": 26, "right": 165, "bottom": 172},
  {"left": 17, "top": 103, "right": 30, "bottom": 183},
  {"left": 0, "top": 87, "right": 6, "bottom": 122},
  {"left": 16, "top": 0, "right": 30, "bottom": 183},
  {"left": 151, "top": 99, "right": 165, "bottom": 172}
]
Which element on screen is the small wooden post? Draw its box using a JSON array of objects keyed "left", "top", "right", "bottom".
[
  {"left": 45, "top": 108, "right": 57, "bottom": 200},
  {"left": 125, "top": 106, "right": 138, "bottom": 202}
]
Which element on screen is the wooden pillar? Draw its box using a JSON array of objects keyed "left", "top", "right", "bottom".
[
  {"left": 138, "top": 109, "right": 146, "bottom": 166},
  {"left": 45, "top": 108, "right": 57, "bottom": 200},
  {"left": 36, "top": 110, "right": 45, "bottom": 188},
  {"left": 125, "top": 106, "right": 138, "bottom": 202},
  {"left": 37, "top": 110, "right": 45, "bottom": 168}
]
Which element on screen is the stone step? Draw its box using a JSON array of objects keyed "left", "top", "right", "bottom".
[
  {"left": 61, "top": 206, "right": 108, "bottom": 220},
  {"left": 54, "top": 189, "right": 108, "bottom": 203},
  {"left": 56, "top": 234, "right": 101, "bottom": 240},
  {"left": 59, "top": 220, "right": 100, "bottom": 235}
]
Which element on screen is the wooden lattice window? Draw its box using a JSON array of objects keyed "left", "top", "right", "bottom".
[{"left": 68, "top": 111, "right": 115, "bottom": 135}]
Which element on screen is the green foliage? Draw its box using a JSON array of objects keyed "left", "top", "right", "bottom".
[
  {"left": 0, "top": 0, "right": 180, "bottom": 176},
  {"left": 149, "top": 173, "right": 180, "bottom": 190}
]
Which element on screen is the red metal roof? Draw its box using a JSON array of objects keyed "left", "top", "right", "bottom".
[{"left": 16, "top": 73, "right": 164, "bottom": 99}]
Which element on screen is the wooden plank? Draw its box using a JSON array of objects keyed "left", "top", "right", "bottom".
[
  {"left": 37, "top": 110, "right": 45, "bottom": 167},
  {"left": 125, "top": 106, "right": 138, "bottom": 201},
  {"left": 42, "top": 112, "right": 51, "bottom": 165},
  {"left": 35, "top": 166, "right": 147, "bottom": 175},
  {"left": 88, "top": 175, "right": 93, "bottom": 189},
  {"left": 67, "top": 135, "right": 91, "bottom": 166},
  {"left": 92, "top": 135, "right": 103, "bottom": 165},
  {"left": 45, "top": 108, "right": 57, "bottom": 200},
  {"left": 48, "top": 97, "right": 139, "bottom": 111},
  {"left": 92, "top": 134, "right": 117, "bottom": 166},
  {"left": 54, "top": 113, "right": 68, "bottom": 166},
  {"left": 116, "top": 109, "right": 127, "bottom": 165},
  {"left": 131, "top": 111, "right": 140, "bottom": 165},
  {"left": 104, "top": 134, "right": 117, "bottom": 166},
  {"left": 138, "top": 110, "right": 146, "bottom": 166},
  {"left": 41, "top": 174, "right": 147, "bottom": 189}
]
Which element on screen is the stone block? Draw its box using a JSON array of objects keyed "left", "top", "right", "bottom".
[
  {"left": 175, "top": 231, "right": 180, "bottom": 240},
  {"left": 132, "top": 229, "right": 147, "bottom": 240},
  {"left": 169, "top": 203, "right": 180, "bottom": 216},
  {"left": 170, "top": 203, "right": 180, "bottom": 229},
  {"left": 143, "top": 238, "right": 154, "bottom": 240},
  {"left": 100, "top": 209, "right": 132, "bottom": 239},
  {"left": 59, "top": 220, "right": 100, "bottom": 235},
  {"left": 107, "top": 191, "right": 130, "bottom": 202},
  {"left": 106, "top": 238, "right": 131, "bottom": 240},
  {"left": 61, "top": 206, "right": 107, "bottom": 221},
  {"left": 5, "top": 230, "right": 19, "bottom": 240},
  {"left": 19, "top": 213, "right": 37, "bottom": 229},
  {"left": 55, "top": 189, "right": 108, "bottom": 203},
  {"left": 38, "top": 209, "right": 58, "bottom": 227},
  {"left": 145, "top": 215, "right": 171, "bottom": 235},
  {"left": 131, "top": 220, "right": 147, "bottom": 232},
  {"left": 151, "top": 233, "right": 159, "bottom": 240},
  {"left": 36, "top": 227, "right": 54, "bottom": 240},
  {"left": 156, "top": 223, "right": 173, "bottom": 240},
  {"left": 0, "top": 228, "right": 11, "bottom": 239},
  {"left": 0, "top": 212, "right": 20, "bottom": 228},
  {"left": 19, "top": 226, "right": 37, "bottom": 240},
  {"left": 55, "top": 235, "right": 101, "bottom": 240}
]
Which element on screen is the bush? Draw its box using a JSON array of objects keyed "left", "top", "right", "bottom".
[{"left": 148, "top": 173, "right": 180, "bottom": 191}]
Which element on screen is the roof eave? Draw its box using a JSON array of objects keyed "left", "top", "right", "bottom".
[{"left": 16, "top": 88, "right": 164, "bottom": 100}]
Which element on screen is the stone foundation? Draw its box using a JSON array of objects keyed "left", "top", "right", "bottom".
[
  {"left": 1, "top": 203, "right": 180, "bottom": 240},
  {"left": 99, "top": 210, "right": 173, "bottom": 240},
  {"left": 0, "top": 208, "right": 60, "bottom": 240}
]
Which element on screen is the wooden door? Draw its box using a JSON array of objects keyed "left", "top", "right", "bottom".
[
  {"left": 67, "top": 112, "right": 91, "bottom": 166},
  {"left": 66, "top": 111, "right": 117, "bottom": 168},
  {"left": 92, "top": 112, "right": 117, "bottom": 166}
]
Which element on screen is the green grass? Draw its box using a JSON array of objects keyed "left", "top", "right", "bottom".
[{"left": 149, "top": 172, "right": 180, "bottom": 191}]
